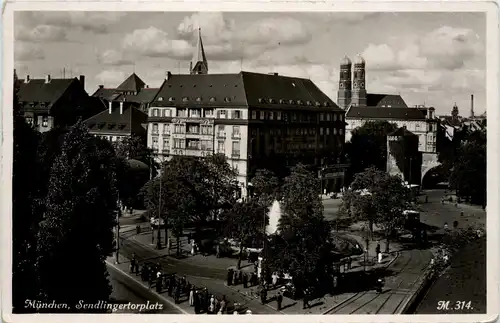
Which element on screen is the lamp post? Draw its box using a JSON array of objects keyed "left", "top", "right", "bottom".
[
  {"left": 115, "top": 191, "right": 122, "bottom": 264},
  {"left": 156, "top": 172, "right": 162, "bottom": 250}
]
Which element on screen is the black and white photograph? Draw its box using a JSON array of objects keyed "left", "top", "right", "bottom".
[{"left": 2, "top": 2, "right": 498, "bottom": 321}]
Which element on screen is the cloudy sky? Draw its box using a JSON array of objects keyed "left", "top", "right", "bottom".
[{"left": 15, "top": 11, "right": 486, "bottom": 115}]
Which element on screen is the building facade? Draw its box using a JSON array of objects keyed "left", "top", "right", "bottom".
[
  {"left": 17, "top": 73, "right": 99, "bottom": 132},
  {"left": 147, "top": 30, "right": 347, "bottom": 197}
]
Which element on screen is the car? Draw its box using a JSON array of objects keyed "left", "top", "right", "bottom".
[{"left": 150, "top": 217, "right": 165, "bottom": 228}]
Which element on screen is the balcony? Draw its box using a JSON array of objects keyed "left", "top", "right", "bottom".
[
  {"left": 231, "top": 133, "right": 241, "bottom": 140},
  {"left": 217, "top": 132, "right": 226, "bottom": 139},
  {"left": 152, "top": 130, "right": 159, "bottom": 135}
]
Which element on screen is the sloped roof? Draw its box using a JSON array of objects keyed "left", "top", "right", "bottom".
[
  {"left": 346, "top": 106, "right": 425, "bottom": 120},
  {"left": 152, "top": 71, "right": 342, "bottom": 111},
  {"left": 116, "top": 73, "right": 146, "bottom": 93},
  {"left": 92, "top": 87, "right": 117, "bottom": 101},
  {"left": 388, "top": 127, "right": 418, "bottom": 137},
  {"left": 18, "top": 78, "right": 78, "bottom": 112},
  {"left": 83, "top": 102, "right": 148, "bottom": 135},
  {"left": 92, "top": 87, "right": 159, "bottom": 104},
  {"left": 366, "top": 94, "right": 408, "bottom": 108}
]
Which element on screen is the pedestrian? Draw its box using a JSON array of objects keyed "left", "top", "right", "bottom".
[
  {"left": 276, "top": 291, "right": 283, "bottom": 311},
  {"left": 233, "top": 311, "right": 239, "bottom": 315},
  {"left": 243, "top": 272, "right": 248, "bottom": 288},
  {"left": 168, "top": 277, "right": 174, "bottom": 297},
  {"left": 246, "top": 310, "right": 252, "bottom": 315},
  {"left": 156, "top": 273, "right": 162, "bottom": 293},
  {"left": 203, "top": 288, "right": 209, "bottom": 313},
  {"left": 174, "top": 285, "right": 181, "bottom": 304},
  {"left": 425, "top": 196, "right": 428, "bottom": 203},
  {"left": 191, "top": 242, "right": 195, "bottom": 256},
  {"left": 216, "top": 244, "right": 220, "bottom": 258},
  {"left": 220, "top": 296, "right": 227, "bottom": 314},
  {"left": 444, "top": 222, "right": 449, "bottom": 230},
  {"left": 233, "top": 270, "right": 239, "bottom": 285},
  {"left": 194, "top": 291, "right": 200, "bottom": 314},
  {"left": 260, "top": 286, "right": 267, "bottom": 304},
  {"left": 189, "top": 287, "right": 195, "bottom": 306},
  {"left": 238, "top": 270, "right": 243, "bottom": 285},
  {"left": 272, "top": 272, "right": 278, "bottom": 287},
  {"left": 227, "top": 268, "right": 233, "bottom": 286},
  {"left": 130, "top": 254, "right": 137, "bottom": 273},
  {"left": 208, "top": 295, "right": 215, "bottom": 314},
  {"left": 302, "top": 290, "right": 309, "bottom": 309},
  {"left": 333, "top": 275, "right": 338, "bottom": 294},
  {"left": 375, "top": 243, "right": 381, "bottom": 263}
]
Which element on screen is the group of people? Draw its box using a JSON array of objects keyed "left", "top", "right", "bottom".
[
  {"left": 130, "top": 254, "right": 249, "bottom": 314},
  {"left": 226, "top": 267, "right": 259, "bottom": 289}
]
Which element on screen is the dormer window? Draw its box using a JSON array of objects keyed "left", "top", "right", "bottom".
[
  {"left": 323, "top": 102, "right": 330, "bottom": 107},
  {"left": 182, "top": 97, "right": 188, "bottom": 102},
  {"left": 168, "top": 97, "right": 175, "bottom": 102},
  {"left": 224, "top": 97, "right": 231, "bottom": 102},
  {"left": 289, "top": 99, "right": 295, "bottom": 104},
  {"left": 196, "top": 97, "right": 202, "bottom": 102},
  {"left": 279, "top": 99, "right": 285, "bottom": 104},
  {"left": 269, "top": 98, "right": 275, "bottom": 104},
  {"left": 158, "top": 97, "right": 164, "bottom": 101},
  {"left": 209, "top": 97, "right": 216, "bottom": 102},
  {"left": 315, "top": 101, "right": 321, "bottom": 106},
  {"left": 258, "top": 98, "right": 264, "bottom": 103},
  {"left": 297, "top": 100, "right": 303, "bottom": 105},
  {"left": 306, "top": 101, "right": 312, "bottom": 106}
]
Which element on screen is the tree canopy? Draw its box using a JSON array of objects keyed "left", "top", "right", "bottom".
[
  {"left": 449, "top": 129, "right": 486, "bottom": 205},
  {"left": 250, "top": 168, "right": 281, "bottom": 207},
  {"left": 345, "top": 121, "right": 398, "bottom": 184},
  {"left": 266, "top": 164, "right": 335, "bottom": 293},
  {"left": 341, "top": 167, "right": 412, "bottom": 250},
  {"left": 36, "top": 122, "right": 119, "bottom": 311}
]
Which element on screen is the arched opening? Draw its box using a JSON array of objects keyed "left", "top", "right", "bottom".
[{"left": 421, "top": 165, "right": 447, "bottom": 189}]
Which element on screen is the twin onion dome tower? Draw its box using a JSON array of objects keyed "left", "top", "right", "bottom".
[{"left": 337, "top": 54, "right": 367, "bottom": 110}]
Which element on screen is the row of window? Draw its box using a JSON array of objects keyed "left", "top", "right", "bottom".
[
  {"left": 150, "top": 107, "right": 245, "bottom": 119},
  {"left": 157, "top": 96, "right": 233, "bottom": 103},
  {"left": 250, "top": 110, "right": 343, "bottom": 122},
  {"left": 25, "top": 116, "right": 49, "bottom": 127}
]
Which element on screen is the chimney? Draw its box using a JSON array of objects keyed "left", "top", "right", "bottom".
[
  {"left": 274, "top": 72, "right": 278, "bottom": 76},
  {"left": 108, "top": 101, "right": 112, "bottom": 114},
  {"left": 79, "top": 75, "right": 85, "bottom": 90},
  {"left": 166, "top": 71, "right": 172, "bottom": 80},
  {"left": 471, "top": 94, "right": 475, "bottom": 118},
  {"left": 119, "top": 101, "right": 124, "bottom": 115},
  {"left": 45, "top": 74, "right": 51, "bottom": 84},
  {"left": 25, "top": 75, "right": 30, "bottom": 83},
  {"left": 99, "top": 85, "right": 104, "bottom": 89}
]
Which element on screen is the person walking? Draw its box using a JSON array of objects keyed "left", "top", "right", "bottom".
[
  {"left": 303, "top": 288, "right": 310, "bottom": 309},
  {"left": 191, "top": 242, "right": 195, "bottom": 256},
  {"left": 220, "top": 296, "right": 227, "bottom": 314},
  {"left": 208, "top": 295, "right": 215, "bottom": 314},
  {"left": 260, "top": 286, "right": 267, "bottom": 305},
  {"left": 203, "top": 288, "right": 209, "bottom": 313},
  {"left": 216, "top": 244, "right": 220, "bottom": 258},
  {"left": 243, "top": 272, "right": 248, "bottom": 288},
  {"left": 189, "top": 287, "right": 195, "bottom": 306},
  {"left": 130, "top": 254, "right": 137, "bottom": 274},
  {"left": 375, "top": 243, "right": 381, "bottom": 263},
  {"left": 227, "top": 268, "right": 234, "bottom": 286},
  {"left": 194, "top": 291, "right": 200, "bottom": 314},
  {"left": 272, "top": 272, "right": 278, "bottom": 287},
  {"left": 276, "top": 291, "right": 283, "bottom": 311},
  {"left": 174, "top": 285, "right": 181, "bottom": 304}
]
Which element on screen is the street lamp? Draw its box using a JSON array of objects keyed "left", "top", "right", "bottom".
[
  {"left": 115, "top": 191, "right": 122, "bottom": 264},
  {"left": 156, "top": 173, "right": 162, "bottom": 250}
]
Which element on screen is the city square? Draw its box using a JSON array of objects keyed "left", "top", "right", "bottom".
[{"left": 9, "top": 10, "right": 488, "bottom": 317}]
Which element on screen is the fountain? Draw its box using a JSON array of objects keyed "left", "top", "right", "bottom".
[{"left": 266, "top": 200, "right": 282, "bottom": 235}]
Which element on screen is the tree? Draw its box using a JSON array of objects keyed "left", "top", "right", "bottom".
[
  {"left": 449, "top": 130, "right": 486, "bottom": 205},
  {"left": 12, "top": 78, "right": 42, "bottom": 313},
  {"left": 345, "top": 121, "right": 398, "bottom": 184},
  {"left": 223, "top": 199, "right": 268, "bottom": 269},
  {"left": 341, "top": 167, "right": 412, "bottom": 251},
  {"left": 36, "top": 122, "right": 119, "bottom": 312},
  {"left": 267, "top": 164, "right": 336, "bottom": 293},
  {"left": 250, "top": 168, "right": 281, "bottom": 207}
]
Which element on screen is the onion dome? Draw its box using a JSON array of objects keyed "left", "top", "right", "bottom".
[
  {"left": 340, "top": 55, "right": 352, "bottom": 66},
  {"left": 354, "top": 54, "right": 365, "bottom": 65}
]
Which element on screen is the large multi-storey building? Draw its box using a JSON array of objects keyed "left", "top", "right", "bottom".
[{"left": 147, "top": 30, "right": 347, "bottom": 197}]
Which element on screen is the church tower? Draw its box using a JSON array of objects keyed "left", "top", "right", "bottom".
[
  {"left": 190, "top": 28, "right": 208, "bottom": 75},
  {"left": 337, "top": 56, "right": 352, "bottom": 110},
  {"left": 452, "top": 102, "right": 459, "bottom": 118},
  {"left": 351, "top": 54, "right": 367, "bottom": 107}
]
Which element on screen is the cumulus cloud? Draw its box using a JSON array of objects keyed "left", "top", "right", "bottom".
[
  {"left": 16, "top": 12, "right": 126, "bottom": 35},
  {"left": 15, "top": 44, "right": 45, "bottom": 61},
  {"left": 95, "top": 70, "right": 126, "bottom": 87},
  {"left": 122, "top": 27, "right": 192, "bottom": 59},
  {"left": 361, "top": 26, "right": 482, "bottom": 72},
  {"left": 122, "top": 12, "right": 311, "bottom": 62},
  {"left": 16, "top": 25, "right": 67, "bottom": 42},
  {"left": 97, "top": 49, "right": 134, "bottom": 66}
]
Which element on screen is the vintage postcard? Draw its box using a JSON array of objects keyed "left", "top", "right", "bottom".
[{"left": 1, "top": 1, "right": 498, "bottom": 323}]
